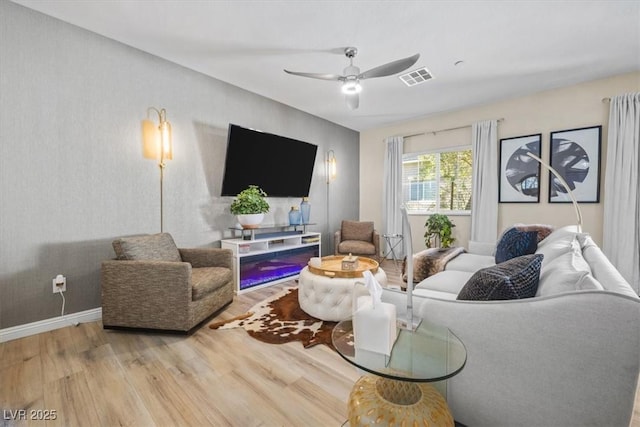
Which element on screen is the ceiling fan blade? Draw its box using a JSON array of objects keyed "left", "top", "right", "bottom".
[
  {"left": 345, "top": 93, "right": 359, "bottom": 110},
  {"left": 283, "top": 70, "right": 344, "bottom": 81},
  {"left": 358, "top": 53, "right": 420, "bottom": 80}
]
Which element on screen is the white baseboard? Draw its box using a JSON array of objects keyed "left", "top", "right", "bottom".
[{"left": 0, "top": 307, "right": 102, "bottom": 343}]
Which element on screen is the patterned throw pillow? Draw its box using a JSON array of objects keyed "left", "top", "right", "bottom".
[
  {"left": 495, "top": 227, "right": 538, "bottom": 263},
  {"left": 457, "top": 254, "right": 544, "bottom": 301}
]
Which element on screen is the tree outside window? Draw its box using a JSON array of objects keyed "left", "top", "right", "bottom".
[{"left": 403, "top": 148, "right": 472, "bottom": 214}]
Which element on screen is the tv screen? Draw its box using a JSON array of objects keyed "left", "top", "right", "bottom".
[{"left": 220, "top": 124, "right": 318, "bottom": 197}]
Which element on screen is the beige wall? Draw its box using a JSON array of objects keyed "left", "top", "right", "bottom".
[{"left": 360, "top": 72, "right": 640, "bottom": 252}]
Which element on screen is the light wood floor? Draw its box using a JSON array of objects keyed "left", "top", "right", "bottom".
[{"left": 1, "top": 260, "right": 639, "bottom": 427}]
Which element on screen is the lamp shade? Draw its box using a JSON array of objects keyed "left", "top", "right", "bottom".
[
  {"left": 142, "top": 113, "right": 172, "bottom": 161},
  {"left": 341, "top": 79, "right": 362, "bottom": 94},
  {"left": 329, "top": 157, "right": 337, "bottom": 180},
  {"left": 159, "top": 120, "right": 173, "bottom": 160},
  {"left": 326, "top": 150, "right": 337, "bottom": 182}
]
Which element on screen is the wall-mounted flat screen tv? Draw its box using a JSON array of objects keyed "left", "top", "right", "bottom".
[{"left": 220, "top": 124, "right": 318, "bottom": 197}]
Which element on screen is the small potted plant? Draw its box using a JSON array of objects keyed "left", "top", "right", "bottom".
[
  {"left": 230, "top": 185, "right": 270, "bottom": 229},
  {"left": 424, "top": 214, "right": 455, "bottom": 248}
]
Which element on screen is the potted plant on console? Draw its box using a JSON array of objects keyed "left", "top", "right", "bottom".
[
  {"left": 424, "top": 214, "right": 455, "bottom": 248},
  {"left": 230, "top": 185, "right": 270, "bottom": 229}
]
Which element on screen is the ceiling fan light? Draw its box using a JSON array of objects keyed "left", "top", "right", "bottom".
[{"left": 341, "top": 80, "right": 362, "bottom": 94}]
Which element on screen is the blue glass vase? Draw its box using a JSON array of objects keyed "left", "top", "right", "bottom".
[
  {"left": 289, "top": 206, "right": 302, "bottom": 225},
  {"left": 300, "top": 197, "right": 311, "bottom": 224}
]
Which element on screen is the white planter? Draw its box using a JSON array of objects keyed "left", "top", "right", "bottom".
[{"left": 236, "top": 213, "right": 264, "bottom": 229}]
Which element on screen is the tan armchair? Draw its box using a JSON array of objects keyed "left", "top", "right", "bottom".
[
  {"left": 334, "top": 220, "right": 380, "bottom": 261},
  {"left": 101, "top": 233, "right": 234, "bottom": 333}
]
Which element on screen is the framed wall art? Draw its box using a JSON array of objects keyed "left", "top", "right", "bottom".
[
  {"left": 499, "top": 134, "right": 542, "bottom": 203},
  {"left": 549, "top": 125, "right": 601, "bottom": 203}
]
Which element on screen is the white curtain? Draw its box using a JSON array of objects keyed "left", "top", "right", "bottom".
[
  {"left": 383, "top": 136, "right": 405, "bottom": 258},
  {"left": 471, "top": 119, "right": 499, "bottom": 242},
  {"left": 603, "top": 92, "right": 640, "bottom": 294}
]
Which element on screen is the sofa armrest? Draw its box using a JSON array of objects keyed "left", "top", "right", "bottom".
[
  {"left": 334, "top": 230, "right": 342, "bottom": 254},
  {"left": 101, "top": 260, "right": 193, "bottom": 329},
  {"left": 467, "top": 240, "right": 495, "bottom": 256},
  {"left": 179, "top": 248, "right": 233, "bottom": 269},
  {"left": 382, "top": 289, "right": 640, "bottom": 427},
  {"left": 372, "top": 230, "right": 380, "bottom": 258}
]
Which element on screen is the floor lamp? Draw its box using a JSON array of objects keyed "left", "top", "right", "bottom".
[
  {"left": 400, "top": 206, "right": 421, "bottom": 330},
  {"left": 526, "top": 152, "right": 583, "bottom": 233},
  {"left": 325, "top": 150, "right": 337, "bottom": 251},
  {"left": 142, "top": 107, "right": 173, "bottom": 233}
]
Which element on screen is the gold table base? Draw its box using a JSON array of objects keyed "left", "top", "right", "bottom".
[{"left": 348, "top": 375, "right": 453, "bottom": 427}]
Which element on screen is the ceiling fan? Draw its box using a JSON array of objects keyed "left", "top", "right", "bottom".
[{"left": 284, "top": 47, "right": 420, "bottom": 110}]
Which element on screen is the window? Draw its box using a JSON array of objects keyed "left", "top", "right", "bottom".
[{"left": 402, "top": 147, "right": 472, "bottom": 214}]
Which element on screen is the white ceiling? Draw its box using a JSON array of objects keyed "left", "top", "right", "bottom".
[{"left": 12, "top": 0, "right": 640, "bottom": 131}]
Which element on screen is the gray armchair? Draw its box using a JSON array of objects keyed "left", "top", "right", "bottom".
[
  {"left": 334, "top": 220, "right": 380, "bottom": 261},
  {"left": 101, "top": 233, "right": 234, "bottom": 333}
]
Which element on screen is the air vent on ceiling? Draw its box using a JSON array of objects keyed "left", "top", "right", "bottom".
[{"left": 399, "top": 67, "right": 433, "bottom": 87}]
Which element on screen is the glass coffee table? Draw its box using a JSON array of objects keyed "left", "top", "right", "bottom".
[{"left": 332, "top": 319, "right": 467, "bottom": 426}]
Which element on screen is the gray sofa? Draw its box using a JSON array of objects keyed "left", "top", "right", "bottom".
[
  {"left": 102, "top": 233, "right": 234, "bottom": 333},
  {"left": 383, "top": 225, "right": 640, "bottom": 427}
]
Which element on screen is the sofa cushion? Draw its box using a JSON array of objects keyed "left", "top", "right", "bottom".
[
  {"left": 112, "top": 233, "right": 182, "bottom": 262},
  {"left": 540, "top": 224, "right": 581, "bottom": 241},
  {"left": 536, "top": 244, "right": 593, "bottom": 296},
  {"left": 495, "top": 227, "right": 538, "bottom": 263},
  {"left": 191, "top": 267, "right": 233, "bottom": 301},
  {"left": 341, "top": 220, "right": 374, "bottom": 242},
  {"left": 457, "top": 254, "right": 544, "bottom": 301},
  {"left": 413, "top": 288, "right": 458, "bottom": 301},
  {"left": 338, "top": 240, "right": 376, "bottom": 255},
  {"left": 468, "top": 240, "right": 496, "bottom": 256},
  {"left": 535, "top": 229, "right": 586, "bottom": 268},
  {"left": 415, "top": 270, "right": 474, "bottom": 295},
  {"left": 445, "top": 253, "right": 496, "bottom": 273},
  {"left": 579, "top": 235, "right": 639, "bottom": 298},
  {"left": 577, "top": 274, "right": 605, "bottom": 291}
]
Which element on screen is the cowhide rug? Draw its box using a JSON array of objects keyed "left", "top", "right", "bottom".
[{"left": 208, "top": 287, "right": 337, "bottom": 350}]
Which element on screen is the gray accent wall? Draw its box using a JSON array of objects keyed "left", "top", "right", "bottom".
[{"left": 0, "top": 1, "right": 359, "bottom": 329}]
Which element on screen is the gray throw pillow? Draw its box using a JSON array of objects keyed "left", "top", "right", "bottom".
[
  {"left": 112, "top": 233, "right": 182, "bottom": 262},
  {"left": 457, "top": 254, "right": 544, "bottom": 301}
]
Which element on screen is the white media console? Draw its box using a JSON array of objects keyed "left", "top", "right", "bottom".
[{"left": 221, "top": 227, "right": 321, "bottom": 294}]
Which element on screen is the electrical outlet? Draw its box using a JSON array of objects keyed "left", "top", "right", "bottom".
[{"left": 52, "top": 274, "right": 66, "bottom": 293}]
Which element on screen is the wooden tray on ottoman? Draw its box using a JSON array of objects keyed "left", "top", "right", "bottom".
[{"left": 307, "top": 255, "right": 379, "bottom": 278}]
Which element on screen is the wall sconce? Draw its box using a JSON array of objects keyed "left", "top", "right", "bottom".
[
  {"left": 142, "top": 107, "right": 173, "bottom": 232},
  {"left": 326, "top": 150, "right": 337, "bottom": 183},
  {"left": 325, "top": 149, "right": 338, "bottom": 252}
]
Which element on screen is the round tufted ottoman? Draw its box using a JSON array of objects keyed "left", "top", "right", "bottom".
[{"left": 298, "top": 265, "right": 388, "bottom": 321}]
